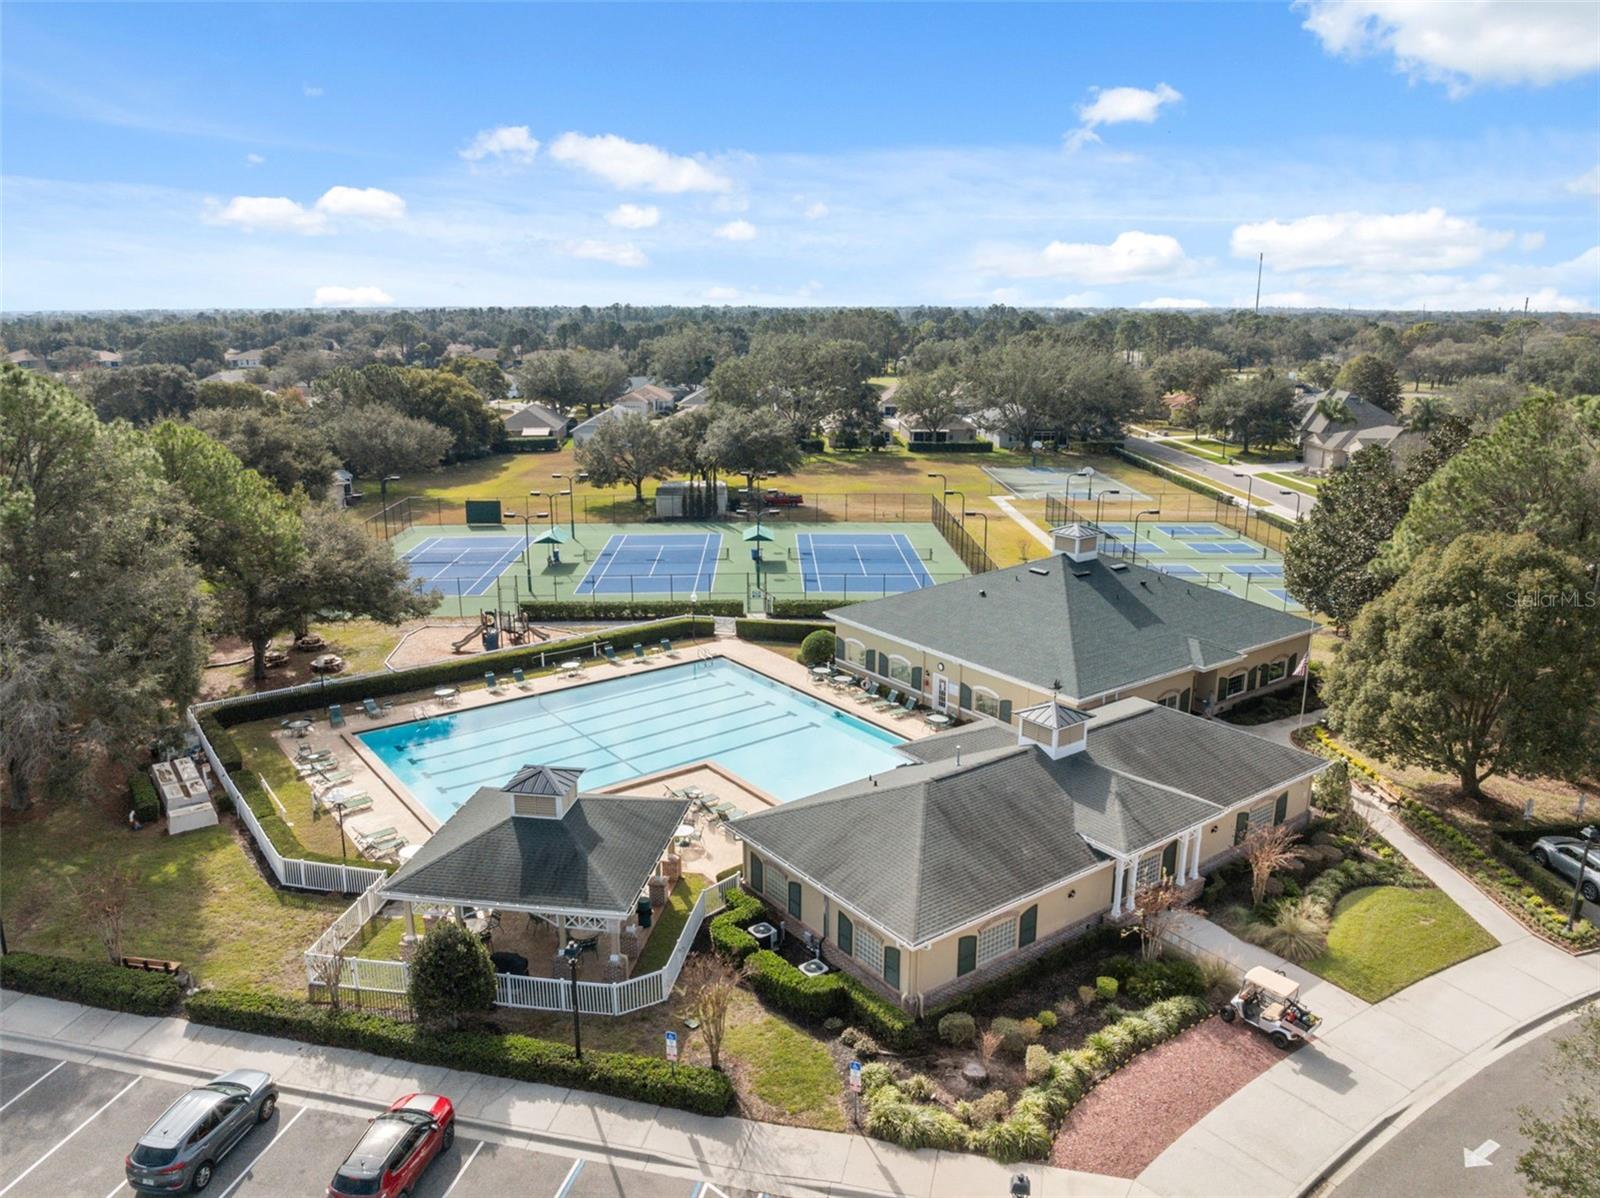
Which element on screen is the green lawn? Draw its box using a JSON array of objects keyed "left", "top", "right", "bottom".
[
  {"left": 1306, "top": 886, "right": 1496, "bottom": 1001},
  {"left": 1165, "top": 440, "right": 1232, "bottom": 465},
  {"left": 634, "top": 874, "right": 709, "bottom": 973},
  {"left": 1258, "top": 471, "right": 1320, "bottom": 496},
  {"left": 0, "top": 802, "right": 345, "bottom": 993},
  {"left": 725, "top": 1014, "right": 846, "bottom": 1130},
  {"left": 352, "top": 914, "right": 411, "bottom": 961},
  {"left": 231, "top": 720, "right": 345, "bottom": 857}
]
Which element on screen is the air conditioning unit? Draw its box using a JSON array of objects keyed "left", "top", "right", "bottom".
[{"left": 798, "top": 958, "right": 830, "bottom": 978}]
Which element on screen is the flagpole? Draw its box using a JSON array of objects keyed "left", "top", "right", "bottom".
[{"left": 1297, "top": 656, "right": 1311, "bottom": 721}]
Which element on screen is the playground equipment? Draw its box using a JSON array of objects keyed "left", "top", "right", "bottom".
[{"left": 450, "top": 610, "right": 551, "bottom": 654}]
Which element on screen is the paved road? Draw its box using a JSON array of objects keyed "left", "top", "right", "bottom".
[
  {"left": 1330, "top": 1020, "right": 1571, "bottom": 1198},
  {"left": 1124, "top": 436, "right": 1315, "bottom": 519},
  {"left": 0, "top": 1049, "right": 764, "bottom": 1198}
]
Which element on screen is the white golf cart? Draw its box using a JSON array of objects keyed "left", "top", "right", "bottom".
[{"left": 1219, "top": 966, "right": 1321, "bottom": 1048}]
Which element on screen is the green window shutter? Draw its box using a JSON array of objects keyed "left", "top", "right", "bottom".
[
  {"left": 910, "top": 666, "right": 923, "bottom": 690},
  {"left": 883, "top": 946, "right": 901, "bottom": 989},
  {"left": 1248, "top": 667, "right": 1259, "bottom": 691},
  {"left": 750, "top": 855, "right": 764, "bottom": 892},
  {"left": 959, "top": 682, "right": 972, "bottom": 709},
  {"left": 787, "top": 880, "right": 802, "bottom": 918},
  {"left": 1181, "top": 687, "right": 1192, "bottom": 712},
  {"left": 865, "top": 649, "right": 877, "bottom": 674},
  {"left": 1233, "top": 812, "right": 1250, "bottom": 845},
  {"left": 957, "top": 935, "right": 977, "bottom": 977},
  {"left": 1161, "top": 840, "right": 1178, "bottom": 879},
  {"left": 1018, "top": 905, "right": 1038, "bottom": 948},
  {"left": 998, "top": 699, "right": 1013, "bottom": 722},
  {"left": 1274, "top": 792, "right": 1289, "bottom": 825},
  {"left": 837, "top": 911, "right": 854, "bottom": 955},
  {"left": 1287, "top": 653, "right": 1299, "bottom": 676}
]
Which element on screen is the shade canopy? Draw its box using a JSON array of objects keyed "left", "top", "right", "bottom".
[
  {"left": 741, "top": 526, "right": 775, "bottom": 542},
  {"left": 530, "top": 526, "right": 569, "bottom": 545}
]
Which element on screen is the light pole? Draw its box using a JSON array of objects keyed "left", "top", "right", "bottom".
[
  {"left": 1279, "top": 488, "right": 1304, "bottom": 520},
  {"left": 1094, "top": 489, "right": 1122, "bottom": 527},
  {"left": 1566, "top": 825, "right": 1599, "bottom": 932},
  {"left": 379, "top": 474, "right": 401, "bottom": 539},
  {"left": 943, "top": 489, "right": 966, "bottom": 525},
  {"left": 1232, "top": 472, "right": 1256, "bottom": 540},
  {"left": 964, "top": 511, "right": 990, "bottom": 561},
  {"left": 1132, "top": 508, "right": 1160, "bottom": 562},
  {"left": 559, "top": 935, "right": 599, "bottom": 1059},
  {"left": 521, "top": 499, "right": 536, "bottom": 592},
  {"left": 554, "top": 472, "right": 580, "bottom": 539},
  {"left": 926, "top": 472, "right": 948, "bottom": 512}
]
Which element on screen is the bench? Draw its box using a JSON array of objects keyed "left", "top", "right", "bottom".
[{"left": 122, "top": 955, "right": 183, "bottom": 975}]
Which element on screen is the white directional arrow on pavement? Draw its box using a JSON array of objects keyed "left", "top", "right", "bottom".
[{"left": 1463, "top": 1139, "right": 1501, "bottom": 1168}]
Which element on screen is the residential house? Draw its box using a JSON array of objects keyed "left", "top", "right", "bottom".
[
  {"left": 570, "top": 384, "right": 685, "bottom": 445},
  {"left": 501, "top": 402, "right": 570, "bottom": 440},
  {"left": 1298, "top": 390, "right": 1420, "bottom": 472},
  {"left": 889, "top": 412, "right": 981, "bottom": 446},
  {"left": 6, "top": 349, "right": 42, "bottom": 370},
  {"left": 733, "top": 697, "right": 1327, "bottom": 1011},
  {"left": 829, "top": 523, "right": 1314, "bottom": 720},
  {"left": 1161, "top": 391, "right": 1198, "bottom": 419},
  {"left": 96, "top": 350, "right": 123, "bottom": 369},
  {"left": 224, "top": 349, "right": 264, "bottom": 369},
  {"left": 678, "top": 386, "right": 711, "bottom": 412}
]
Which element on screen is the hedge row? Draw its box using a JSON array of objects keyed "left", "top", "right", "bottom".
[
  {"left": 744, "top": 949, "right": 918, "bottom": 1050},
  {"left": 198, "top": 711, "right": 243, "bottom": 771},
  {"left": 0, "top": 951, "right": 184, "bottom": 1016},
  {"left": 130, "top": 774, "right": 161, "bottom": 823},
  {"left": 1487, "top": 835, "right": 1579, "bottom": 908},
  {"left": 185, "top": 989, "right": 734, "bottom": 1115},
  {"left": 1398, "top": 801, "right": 1599, "bottom": 948},
  {"left": 207, "top": 618, "right": 714, "bottom": 726},
  {"left": 1302, "top": 858, "right": 1419, "bottom": 919},
  {"left": 517, "top": 599, "right": 743, "bottom": 621},
  {"left": 733, "top": 618, "right": 833, "bottom": 645},
  {"left": 769, "top": 598, "right": 855, "bottom": 619},
  {"left": 708, "top": 887, "right": 764, "bottom": 961},
  {"left": 495, "top": 436, "right": 563, "bottom": 453},
  {"left": 903, "top": 439, "right": 994, "bottom": 454}
]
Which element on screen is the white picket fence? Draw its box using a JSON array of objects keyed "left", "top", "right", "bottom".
[{"left": 305, "top": 874, "right": 740, "bottom": 1016}]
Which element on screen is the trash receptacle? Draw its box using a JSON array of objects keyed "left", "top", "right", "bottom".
[{"left": 636, "top": 895, "right": 652, "bottom": 929}]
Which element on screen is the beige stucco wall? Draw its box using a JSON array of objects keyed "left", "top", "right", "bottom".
[
  {"left": 1198, "top": 776, "right": 1314, "bottom": 866},
  {"left": 1196, "top": 636, "right": 1311, "bottom": 713}
]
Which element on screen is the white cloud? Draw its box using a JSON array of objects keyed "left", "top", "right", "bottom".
[
  {"left": 313, "top": 185, "right": 406, "bottom": 221},
  {"left": 459, "top": 125, "right": 540, "bottom": 164},
  {"left": 1520, "top": 231, "right": 1547, "bottom": 251},
  {"left": 714, "top": 219, "right": 757, "bottom": 241},
  {"left": 548, "top": 132, "right": 731, "bottom": 193},
  {"left": 245, "top": 153, "right": 265, "bottom": 166},
  {"left": 705, "top": 286, "right": 740, "bottom": 301},
  {"left": 1066, "top": 83, "right": 1181, "bottom": 150},
  {"left": 804, "top": 201, "right": 830, "bottom": 220},
  {"left": 1566, "top": 165, "right": 1600, "bottom": 196},
  {"left": 1298, "top": 0, "right": 1600, "bottom": 94},
  {"left": 567, "top": 239, "right": 647, "bottom": 267},
  {"left": 606, "top": 203, "right": 660, "bottom": 229},
  {"left": 1230, "top": 207, "right": 1512, "bottom": 271},
  {"left": 1139, "top": 297, "right": 1213, "bottom": 309},
  {"left": 302, "top": 84, "right": 323, "bottom": 98},
  {"left": 982, "top": 231, "right": 1192, "bottom": 283},
  {"left": 1054, "top": 291, "right": 1107, "bottom": 307},
  {"left": 312, "top": 285, "right": 392, "bottom": 307}
]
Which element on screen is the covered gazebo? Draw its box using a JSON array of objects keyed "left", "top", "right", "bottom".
[{"left": 381, "top": 764, "right": 689, "bottom": 978}]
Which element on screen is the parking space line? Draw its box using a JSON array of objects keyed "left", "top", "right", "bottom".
[
  {"left": 438, "top": 1139, "right": 483, "bottom": 1197},
  {"left": 214, "top": 1105, "right": 307, "bottom": 1198},
  {"left": 0, "top": 1060, "right": 63, "bottom": 1113},
  {"left": 552, "top": 1157, "right": 584, "bottom": 1198},
  {"left": 0, "top": 1074, "right": 140, "bottom": 1197}
]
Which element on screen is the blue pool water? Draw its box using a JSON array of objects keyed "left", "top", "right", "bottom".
[{"left": 358, "top": 659, "right": 909, "bottom": 821}]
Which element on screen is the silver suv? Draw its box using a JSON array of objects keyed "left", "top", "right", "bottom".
[
  {"left": 1531, "top": 835, "right": 1600, "bottom": 903},
  {"left": 125, "top": 1069, "right": 278, "bottom": 1193}
]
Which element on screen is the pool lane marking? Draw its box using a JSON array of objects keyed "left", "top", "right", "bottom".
[
  {"left": 0, "top": 1060, "right": 63, "bottom": 1113},
  {"left": 553, "top": 1157, "right": 585, "bottom": 1198},
  {"left": 0, "top": 1075, "right": 140, "bottom": 1197},
  {"left": 213, "top": 1105, "right": 307, "bottom": 1198},
  {"left": 438, "top": 1139, "right": 484, "bottom": 1197}
]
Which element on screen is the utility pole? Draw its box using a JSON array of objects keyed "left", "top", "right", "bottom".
[{"left": 1254, "top": 253, "right": 1264, "bottom": 314}]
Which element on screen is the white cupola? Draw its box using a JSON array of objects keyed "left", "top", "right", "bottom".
[
  {"left": 501, "top": 764, "right": 584, "bottom": 819},
  {"left": 1015, "top": 700, "right": 1090, "bottom": 759},
  {"left": 1051, "top": 523, "right": 1100, "bottom": 564}
]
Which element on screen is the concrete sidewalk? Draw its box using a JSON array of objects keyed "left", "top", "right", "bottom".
[
  {"left": 0, "top": 989, "right": 1130, "bottom": 1198},
  {"left": 1138, "top": 798, "right": 1600, "bottom": 1197}
]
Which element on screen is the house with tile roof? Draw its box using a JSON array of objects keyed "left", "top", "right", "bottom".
[
  {"left": 828, "top": 523, "right": 1314, "bottom": 722},
  {"left": 733, "top": 698, "right": 1327, "bottom": 1010}
]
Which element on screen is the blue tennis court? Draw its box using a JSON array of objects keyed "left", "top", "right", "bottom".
[
  {"left": 1158, "top": 524, "right": 1229, "bottom": 538},
  {"left": 576, "top": 533, "right": 722, "bottom": 596},
  {"left": 401, "top": 536, "right": 526, "bottom": 597},
  {"left": 1097, "top": 524, "right": 1135, "bottom": 538},
  {"left": 1229, "top": 563, "right": 1284, "bottom": 578},
  {"left": 1154, "top": 564, "right": 1207, "bottom": 579},
  {"left": 796, "top": 532, "right": 934, "bottom": 594},
  {"left": 1186, "top": 541, "right": 1262, "bottom": 557},
  {"left": 1265, "top": 588, "right": 1293, "bottom": 603}
]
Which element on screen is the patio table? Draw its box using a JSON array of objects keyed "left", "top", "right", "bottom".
[
  {"left": 925, "top": 712, "right": 953, "bottom": 728},
  {"left": 810, "top": 666, "right": 832, "bottom": 679},
  {"left": 285, "top": 719, "right": 312, "bottom": 737},
  {"left": 433, "top": 686, "right": 459, "bottom": 704}
]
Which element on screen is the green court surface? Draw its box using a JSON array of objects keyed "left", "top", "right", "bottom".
[
  {"left": 1092, "top": 519, "right": 1302, "bottom": 612},
  {"left": 391, "top": 519, "right": 970, "bottom": 617}
]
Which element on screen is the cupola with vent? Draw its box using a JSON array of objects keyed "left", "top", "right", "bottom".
[
  {"left": 1015, "top": 699, "right": 1091, "bottom": 759},
  {"left": 500, "top": 764, "right": 584, "bottom": 819},
  {"left": 1050, "top": 523, "right": 1100, "bottom": 563}
]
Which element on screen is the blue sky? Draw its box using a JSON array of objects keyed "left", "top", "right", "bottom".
[{"left": 3, "top": 1, "right": 1597, "bottom": 312}]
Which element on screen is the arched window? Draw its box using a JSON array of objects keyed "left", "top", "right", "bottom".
[
  {"left": 843, "top": 639, "right": 865, "bottom": 665},
  {"left": 887, "top": 655, "right": 914, "bottom": 685},
  {"left": 1157, "top": 690, "right": 1182, "bottom": 709},
  {"left": 973, "top": 687, "right": 1001, "bottom": 718},
  {"left": 1222, "top": 671, "right": 1247, "bottom": 699}
]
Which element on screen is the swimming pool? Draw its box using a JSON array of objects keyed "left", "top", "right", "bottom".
[{"left": 358, "top": 659, "right": 910, "bottom": 822}]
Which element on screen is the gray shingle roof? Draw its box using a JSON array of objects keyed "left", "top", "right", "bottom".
[
  {"left": 898, "top": 723, "right": 1015, "bottom": 764},
  {"left": 1017, "top": 700, "right": 1091, "bottom": 729},
  {"left": 385, "top": 790, "right": 688, "bottom": 916},
  {"left": 502, "top": 765, "right": 583, "bottom": 796},
  {"left": 829, "top": 554, "right": 1312, "bottom": 702}
]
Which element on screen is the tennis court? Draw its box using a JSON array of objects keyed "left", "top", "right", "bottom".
[
  {"left": 1095, "top": 520, "right": 1303, "bottom": 611},
  {"left": 401, "top": 535, "right": 527, "bottom": 597},
  {"left": 1155, "top": 524, "right": 1229, "bottom": 538},
  {"left": 986, "top": 465, "right": 1152, "bottom": 501},
  {"left": 794, "top": 531, "right": 936, "bottom": 595},
  {"left": 575, "top": 533, "right": 724, "bottom": 596}
]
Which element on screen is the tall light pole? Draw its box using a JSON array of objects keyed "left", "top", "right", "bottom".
[
  {"left": 1094, "top": 489, "right": 1122, "bottom": 527},
  {"left": 926, "top": 472, "right": 947, "bottom": 508},
  {"left": 1279, "top": 488, "right": 1304, "bottom": 520},
  {"left": 943, "top": 489, "right": 966, "bottom": 525},
  {"left": 518, "top": 508, "right": 534, "bottom": 592},
  {"left": 1132, "top": 508, "right": 1160, "bottom": 562},
  {"left": 1566, "top": 825, "right": 1599, "bottom": 932},
  {"left": 559, "top": 935, "right": 598, "bottom": 1059},
  {"left": 379, "top": 474, "right": 401, "bottom": 540},
  {"left": 964, "top": 511, "right": 990, "bottom": 561},
  {"left": 1232, "top": 472, "right": 1256, "bottom": 540},
  {"left": 553, "top": 472, "right": 579, "bottom": 539}
]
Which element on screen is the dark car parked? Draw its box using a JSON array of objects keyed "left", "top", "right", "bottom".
[
  {"left": 327, "top": 1092, "right": 455, "bottom": 1198},
  {"left": 125, "top": 1070, "right": 278, "bottom": 1193}
]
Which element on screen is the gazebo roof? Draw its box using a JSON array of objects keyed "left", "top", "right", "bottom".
[
  {"left": 502, "top": 764, "right": 583, "bottom": 797},
  {"left": 1015, "top": 699, "right": 1091, "bottom": 730}
]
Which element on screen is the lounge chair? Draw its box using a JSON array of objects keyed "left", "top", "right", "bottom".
[
  {"left": 485, "top": 671, "right": 504, "bottom": 694},
  {"left": 354, "top": 827, "right": 404, "bottom": 856},
  {"left": 328, "top": 704, "right": 345, "bottom": 728},
  {"left": 853, "top": 680, "right": 880, "bottom": 704},
  {"left": 603, "top": 644, "right": 621, "bottom": 665},
  {"left": 362, "top": 698, "right": 382, "bottom": 719},
  {"left": 295, "top": 758, "right": 339, "bottom": 776},
  {"left": 660, "top": 638, "right": 676, "bottom": 657},
  {"left": 512, "top": 667, "right": 533, "bottom": 691},
  {"left": 297, "top": 745, "right": 333, "bottom": 762},
  {"left": 873, "top": 689, "right": 901, "bottom": 711},
  {"left": 310, "top": 769, "right": 354, "bottom": 787},
  {"left": 896, "top": 694, "right": 918, "bottom": 717},
  {"left": 322, "top": 792, "right": 372, "bottom": 815},
  {"left": 632, "top": 643, "right": 646, "bottom": 662}
]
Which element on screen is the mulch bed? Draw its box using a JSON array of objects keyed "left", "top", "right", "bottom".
[{"left": 1051, "top": 1015, "right": 1288, "bottom": 1177}]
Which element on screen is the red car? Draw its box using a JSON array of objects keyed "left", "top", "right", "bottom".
[
  {"left": 327, "top": 1093, "right": 454, "bottom": 1198},
  {"left": 762, "top": 489, "right": 803, "bottom": 507}
]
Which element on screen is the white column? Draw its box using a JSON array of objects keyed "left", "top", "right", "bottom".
[
  {"left": 1123, "top": 853, "right": 1140, "bottom": 911},
  {"left": 1174, "top": 836, "right": 1188, "bottom": 883},
  {"left": 1193, "top": 829, "right": 1204, "bottom": 881},
  {"left": 1111, "top": 858, "right": 1127, "bottom": 917}
]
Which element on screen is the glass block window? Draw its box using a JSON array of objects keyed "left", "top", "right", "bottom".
[
  {"left": 974, "top": 689, "right": 1002, "bottom": 718},
  {"left": 1136, "top": 854, "right": 1162, "bottom": 888},
  {"left": 887, "top": 656, "right": 913, "bottom": 684},
  {"left": 975, "top": 918, "right": 1017, "bottom": 969},
  {"left": 1249, "top": 802, "right": 1274, "bottom": 830},
  {"left": 764, "top": 862, "right": 789, "bottom": 905},
  {"left": 854, "top": 925, "right": 884, "bottom": 975}
]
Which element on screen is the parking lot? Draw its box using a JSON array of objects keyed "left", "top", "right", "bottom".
[{"left": 0, "top": 1049, "right": 765, "bottom": 1198}]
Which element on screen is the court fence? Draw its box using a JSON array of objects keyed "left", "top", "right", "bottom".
[
  {"left": 1045, "top": 489, "right": 1291, "bottom": 554},
  {"left": 931, "top": 495, "right": 996, "bottom": 575}
]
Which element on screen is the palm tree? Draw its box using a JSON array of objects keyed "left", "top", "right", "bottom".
[
  {"left": 1314, "top": 393, "right": 1354, "bottom": 425},
  {"left": 1405, "top": 395, "right": 1447, "bottom": 433}
]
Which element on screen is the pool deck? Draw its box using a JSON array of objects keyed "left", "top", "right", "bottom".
[{"left": 264, "top": 637, "right": 941, "bottom": 861}]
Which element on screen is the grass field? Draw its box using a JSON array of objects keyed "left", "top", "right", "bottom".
[
  {"left": 1257, "top": 471, "right": 1320, "bottom": 495},
  {"left": 724, "top": 1013, "right": 846, "bottom": 1131},
  {"left": 0, "top": 801, "right": 345, "bottom": 993},
  {"left": 1305, "top": 886, "right": 1496, "bottom": 1002},
  {"left": 633, "top": 874, "right": 709, "bottom": 973},
  {"left": 231, "top": 720, "right": 346, "bottom": 856}
]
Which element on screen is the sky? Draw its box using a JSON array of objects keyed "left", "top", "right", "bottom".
[{"left": 2, "top": 1, "right": 1598, "bottom": 313}]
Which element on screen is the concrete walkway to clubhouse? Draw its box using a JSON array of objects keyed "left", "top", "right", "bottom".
[
  {"left": 0, "top": 989, "right": 1132, "bottom": 1198},
  {"left": 1138, "top": 791, "right": 1600, "bottom": 1198}
]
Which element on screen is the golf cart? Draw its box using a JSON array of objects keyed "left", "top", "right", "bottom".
[{"left": 1219, "top": 966, "right": 1321, "bottom": 1048}]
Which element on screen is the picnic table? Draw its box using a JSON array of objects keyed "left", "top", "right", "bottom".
[
  {"left": 285, "top": 718, "right": 312, "bottom": 737},
  {"left": 433, "top": 686, "right": 459, "bottom": 704}
]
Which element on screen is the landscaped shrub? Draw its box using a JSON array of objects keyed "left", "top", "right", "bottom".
[
  {"left": 839, "top": 1026, "right": 882, "bottom": 1057},
  {"left": 863, "top": 1096, "right": 971, "bottom": 1151},
  {"left": 841, "top": 974, "right": 918, "bottom": 1050},
  {"left": 857, "top": 1061, "right": 895, "bottom": 1096},
  {"left": 897, "top": 1073, "right": 936, "bottom": 1102},
  {"left": 0, "top": 951, "right": 183, "bottom": 1016},
  {"left": 989, "top": 1016, "right": 1031, "bottom": 1057},
  {"left": 409, "top": 919, "right": 496, "bottom": 1028},
  {"left": 184, "top": 989, "right": 733, "bottom": 1115},
  {"left": 770, "top": 598, "right": 855, "bottom": 620},
  {"left": 708, "top": 889, "right": 764, "bottom": 961},
  {"left": 1095, "top": 976, "right": 1118, "bottom": 1001},
  {"left": 957, "top": 1089, "right": 1011, "bottom": 1127},
  {"left": 1121, "top": 958, "right": 1207, "bottom": 1004},
  {"left": 197, "top": 711, "right": 242, "bottom": 770},
  {"left": 1077, "top": 983, "right": 1098, "bottom": 1006},
  {"left": 746, "top": 950, "right": 844, "bottom": 1019},
  {"left": 129, "top": 774, "right": 161, "bottom": 823},
  {"left": 732, "top": 618, "right": 832, "bottom": 645},
  {"left": 1024, "top": 1043, "right": 1052, "bottom": 1083},
  {"left": 518, "top": 599, "right": 743, "bottom": 621},
  {"left": 797, "top": 629, "right": 836, "bottom": 667},
  {"left": 925, "top": 925, "right": 1120, "bottom": 1020},
  {"left": 972, "top": 1113, "right": 1051, "bottom": 1163},
  {"left": 938, "top": 1011, "right": 977, "bottom": 1046},
  {"left": 1035, "top": 1008, "right": 1058, "bottom": 1031},
  {"left": 1302, "top": 858, "right": 1413, "bottom": 918}
]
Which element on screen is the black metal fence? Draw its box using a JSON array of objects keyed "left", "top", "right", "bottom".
[
  {"left": 931, "top": 495, "right": 995, "bottom": 576},
  {"left": 1043, "top": 489, "right": 1289, "bottom": 554}
]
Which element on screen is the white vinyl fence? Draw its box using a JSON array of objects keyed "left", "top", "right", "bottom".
[{"left": 304, "top": 874, "right": 740, "bottom": 1016}]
